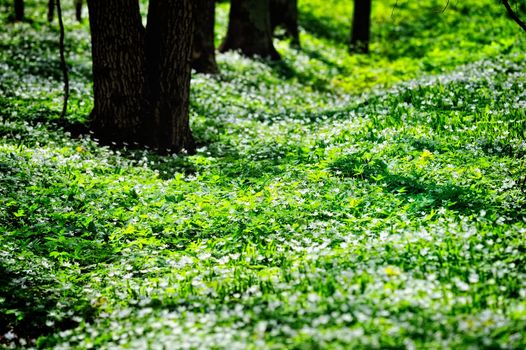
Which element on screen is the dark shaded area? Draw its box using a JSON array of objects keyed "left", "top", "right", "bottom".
[{"left": 0, "top": 264, "right": 94, "bottom": 348}]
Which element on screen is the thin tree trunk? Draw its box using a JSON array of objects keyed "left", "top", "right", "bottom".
[
  {"left": 57, "top": 0, "right": 69, "bottom": 120},
  {"left": 502, "top": 0, "right": 526, "bottom": 32},
  {"left": 220, "top": 0, "right": 280, "bottom": 60},
  {"left": 269, "top": 0, "right": 300, "bottom": 47},
  {"left": 47, "top": 0, "right": 54, "bottom": 22},
  {"left": 192, "top": 0, "right": 219, "bottom": 74},
  {"left": 349, "top": 0, "right": 372, "bottom": 54},
  {"left": 48, "top": 0, "right": 83, "bottom": 23},
  {"left": 86, "top": 0, "right": 147, "bottom": 144},
  {"left": 146, "top": 0, "right": 195, "bottom": 153},
  {"left": 75, "top": 0, "right": 83, "bottom": 22},
  {"left": 14, "top": 0, "right": 24, "bottom": 21}
]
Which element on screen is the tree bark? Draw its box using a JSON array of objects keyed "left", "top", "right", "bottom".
[
  {"left": 86, "top": 0, "right": 195, "bottom": 153},
  {"left": 269, "top": 0, "right": 300, "bottom": 47},
  {"left": 47, "top": 0, "right": 54, "bottom": 22},
  {"left": 220, "top": 0, "right": 280, "bottom": 60},
  {"left": 75, "top": 0, "right": 83, "bottom": 22},
  {"left": 192, "top": 0, "right": 219, "bottom": 74},
  {"left": 349, "top": 0, "right": 372, "bottom": 54},
  {"left": 86, "top": 0, "right": 147, "bottom": 144},
  {"left": 145, "top": 0, "right": 195, "bottom": 152},
  {"left": 14, "top": 0, "right": 24, "bottom": 21}
]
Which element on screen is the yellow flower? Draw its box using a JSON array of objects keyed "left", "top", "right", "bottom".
[
  {"left": 384, "top": 266, "right": 400, "bottom": 276},
  {"left": 419, "top": 149, "right": 434, "bottom": 161}
]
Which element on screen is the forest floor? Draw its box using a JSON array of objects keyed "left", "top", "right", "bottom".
[{"left": 1, "top": 0, "right": 525, "bottom": 349}]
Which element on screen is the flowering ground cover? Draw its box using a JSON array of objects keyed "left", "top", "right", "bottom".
[{"left": 0, "top": 0, "right": 525, "bottom": 348}]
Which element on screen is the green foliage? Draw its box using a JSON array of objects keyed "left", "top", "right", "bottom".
[{"left": 1, "top": 0, "right": 525, "bottom": 348}]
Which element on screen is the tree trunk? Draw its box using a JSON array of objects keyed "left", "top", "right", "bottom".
[
  {"left": 86, "top": 0, "right": 195, "bottom": 153},
  {"left": 146, "top": 0, "right": 195, "bottom": 152},
  {"left": 75, "top": 0, "right": 83, "bottom": 22},
  {"left": 220, "top": 0, "right": 280, "bottom": 60},
  {"left": 350, "top": 0, "right": 372, "bottom": 54},
  {"left": 269, "top": 0, "right": 300, "bottom": 47},
  {"left": 14, "top": 0, "right": 24, "bottom": 21},
  {"left": 47, "top": 0, "right": 54, "bottom": 22},
  {"left": 192, "top": 0, "right": 219, "bottom": 74},
  {"left": 86, "top": 0, "right": 147, "bottom": 144}
]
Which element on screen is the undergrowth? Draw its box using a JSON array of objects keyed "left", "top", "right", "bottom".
[{"left": 1, "top": 0, "right": 525, "bottom": 349}]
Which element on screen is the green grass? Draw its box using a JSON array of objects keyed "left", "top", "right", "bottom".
[{"left": 1, "top": 0, "right": 526, "bottom": 348}]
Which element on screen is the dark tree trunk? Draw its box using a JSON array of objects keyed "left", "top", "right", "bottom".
[
  {"left": 192, "top": 0, "right": 219, "bottom": 74},
  {"left": 86, "top": 0, "right": 147, "bottom": 144},
  {"left": 47, "top": 0, "right": 54, "bottom": 22},
  {"left": 86, "top": 0, "right": 195, "bottom": 153},
  {"left": 14, "top": 0, "right": 24, "bottom": 21},
  {"left": 220, "top": 0, "right": 280, "bottom": 60},
  {"left": 75, "top": 0, "right": 83, "bottom": 22},
  {"left": 145, "top": 0, "right": 195, "bottom": 152},
  {"left": 269, "top": 0, "right": 300, "bottom": 47},
  {"left": 349, "top": 0, "right": 371, "bottom": 54}
]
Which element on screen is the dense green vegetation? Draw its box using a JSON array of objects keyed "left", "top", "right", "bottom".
[{"left": 1, "top": 0, "right": 525, "bottom": 348}]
